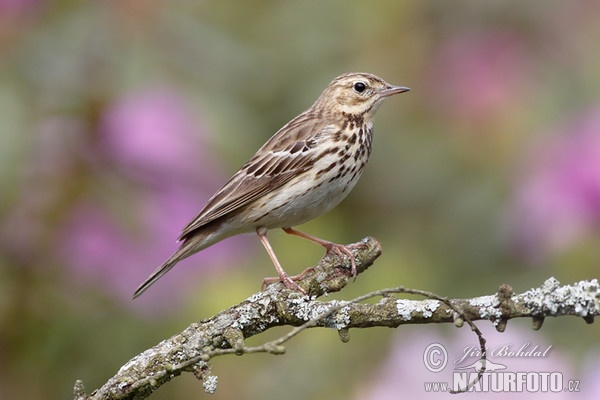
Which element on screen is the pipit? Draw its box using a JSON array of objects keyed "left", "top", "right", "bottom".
[{"left": 133, "top": 72, "right": 409, "bottom": 298}]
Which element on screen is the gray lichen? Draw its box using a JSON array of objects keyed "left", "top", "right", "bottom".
[
  {"left": 395, "top": 299, "right": 414, "bottom": 321},
  {"left": 517, "top": 277, "right": 600, "bottom": 317},
  {"left": 394, "top": 299, "right": 440, "bottom": 321},
  {"left": 469, "top": 295, "right": 502, "bottom": 325}
]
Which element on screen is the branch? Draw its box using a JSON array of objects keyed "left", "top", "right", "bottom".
[{"left": 73, "top": 237, "right": 600, "bottom": 399}]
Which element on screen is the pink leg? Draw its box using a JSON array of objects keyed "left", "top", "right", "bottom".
[
  {"left": 256, "top": 227, "right": 306, "bottom": 294},
  {"left": 282, "top": 227, "right": 361, "bottom": 277}
]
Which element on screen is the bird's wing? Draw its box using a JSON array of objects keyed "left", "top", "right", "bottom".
[{"left": 178, "top": 114, "right": 338, "bottom": 240}]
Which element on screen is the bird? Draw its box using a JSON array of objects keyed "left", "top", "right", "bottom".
[{"left": 133, "top": 72, "right": 409, "bottom": 299}]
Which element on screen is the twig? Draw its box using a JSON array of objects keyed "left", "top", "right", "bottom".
[{"left": 73, "top": 237, "right": 600, "bottom": 399}]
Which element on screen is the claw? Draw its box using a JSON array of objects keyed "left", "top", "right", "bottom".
[
  {"left": 262, "top": 273, "right": 307, "bottom": 294},
  {"left": 323, "top": 242, "right": 358, "bottom": 277},
  {"left": 282, "top": 227, "right": 363, "bottom": 278}
]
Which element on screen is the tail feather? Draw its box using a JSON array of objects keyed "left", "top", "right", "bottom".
[
  {"left": 132, "top": 220, "right": 238, "bottom": 299},
  {"left": 132, "top": 238, "right": 202, "bottom": 299},
  {"left": 132, "top": 258, "right": 179, "bottom": 299}
]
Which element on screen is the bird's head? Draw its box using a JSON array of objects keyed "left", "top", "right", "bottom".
[{"left": 315, "top": 72, "right": 410, "bottom": 118}]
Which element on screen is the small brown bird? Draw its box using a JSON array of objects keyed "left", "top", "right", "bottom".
[{"left": 133, "top": 72, "right": 409, "bottom": 298}]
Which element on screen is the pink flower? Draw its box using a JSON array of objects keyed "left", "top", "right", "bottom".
[
  {"left": 101, "top": 88, "right": 209, "bottom": 179},
  {"left": 57, "top": 88, "right": 248, "bottom": 312},
  {"left": 357, "top": 325, "right": 582, "bottom": 399},
  {"left": 0, "top": 0, "right": 41, "bottom": 15},
  {"left": 426, "top": 30, "right": 531, "bottom": 128},
  {"left": 510, "top": 105, "right": 600, "bottom": 258}
]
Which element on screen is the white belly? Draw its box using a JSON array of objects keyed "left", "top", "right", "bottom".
[{"left": 243, "top": 164, "right": 364, "bottom": 229}]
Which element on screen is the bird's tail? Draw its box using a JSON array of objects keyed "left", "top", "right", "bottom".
[
  {"left": 132, "top": 219, "right": 236, "bottom": 299},
  {"left": 132, "top": 236, "right": 207, "bottom": 299}
]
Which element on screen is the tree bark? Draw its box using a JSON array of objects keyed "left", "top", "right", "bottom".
[{"left": 73, "top": 237, "right": 600, "bottom": 400}]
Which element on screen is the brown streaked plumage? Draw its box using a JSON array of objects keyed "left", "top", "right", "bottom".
[{"left": 133, "top": 72, "right": 409, "bottom": 298}]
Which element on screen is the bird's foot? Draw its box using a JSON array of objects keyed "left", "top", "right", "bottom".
[
  {"left": 321, "top": 241, "right": 366, "bottom": 278},
  {"left": 281, "top": 227, "right": 363, "bottom": 278},
  {"left": 262, "top": 271, "right": 308, "bottom": 295}
]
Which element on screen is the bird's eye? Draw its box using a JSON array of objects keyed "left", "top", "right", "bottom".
[{"left": 353, "top": 82, "right": 367, "bottom": 93}]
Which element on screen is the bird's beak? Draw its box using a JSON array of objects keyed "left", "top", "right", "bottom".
[{"left": 381, "top": 85, "right": 410, "bottom": 97}]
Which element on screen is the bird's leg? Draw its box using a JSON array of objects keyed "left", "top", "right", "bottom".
[
  {"left": 256, "top": 227, "right": 307, "bottom": 294},
  {"left": 282, "top": 227, "right": 362, "bottom": 277}
]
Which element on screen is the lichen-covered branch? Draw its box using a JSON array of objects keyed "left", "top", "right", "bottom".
[{"left": 73, "top": 237, "right": 600, "bottom": 400}]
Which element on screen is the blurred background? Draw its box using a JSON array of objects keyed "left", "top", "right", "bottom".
[{"left": 1, "top": 1, "right": 599, "bottom": 399}]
